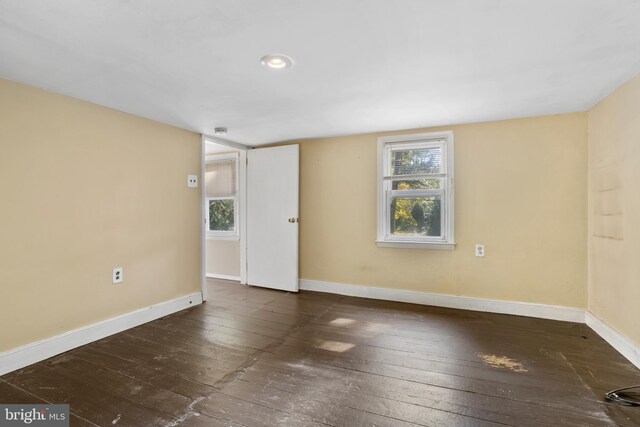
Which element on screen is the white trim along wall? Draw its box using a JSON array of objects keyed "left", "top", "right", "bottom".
[
  {"left": 299, "top": 279, "right": 640, "bottom": 370},
  {"left": 585, "top": 312, "right": 640, "bottom": 370},
  {"left": 299, "top": 279, "right": 584, "bottom": 322},
  {"left": 0, "top": 293, "right": 203, "bottom": 376},
  {"left": 206, "top": 273, "right": 241, "bottom": 282},
  {"left": 2, "top": 279, "right": 638, "bottom": 376}
]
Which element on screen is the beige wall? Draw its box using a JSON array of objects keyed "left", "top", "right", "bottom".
[
  {"left": 588, "top": 74, "right": 640, "bottom": 346},
  {"left": 298, "top": 113, "right": 588, "bottom": 308},
  {"left": 0, "top": 78, "right": 201, "bottom": 351},
  {"left": 8, "top": 70, "right": 633, "bottom": 353},
  {"left": 206, "top": 240, "right": 240, "bottom": 278}
]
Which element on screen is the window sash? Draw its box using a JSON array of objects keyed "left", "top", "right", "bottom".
[
  {"left": 383, "top": 190, "right": 447, "bottom": 242},
  {"left": 207, "top": 196, "right": 239, "bottom": 238},
  {"left": 384, "top": 140, "right": 446, "bottom": 179},
  {"left": 387, "top": 189, "right": 442, "bottom": 198},
  {"left": 383, "top": 173, "right": 447, "bottom": 180}
]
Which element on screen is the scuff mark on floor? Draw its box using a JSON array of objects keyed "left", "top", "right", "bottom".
[
  {"left": 167, "top": 396, "right": 206, "bottom": 426},
  {"left": 476, "top": 352, "right": 528, "bottom": 373},
  {"left": 111, "top": 413, "right": 121, "bottom": 424}
]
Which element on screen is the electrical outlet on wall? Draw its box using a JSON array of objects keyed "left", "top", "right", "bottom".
[
  {"left": 475, "top": 244, "right": 485, "bottom": 257},
  {"left": 187, "top": 175, "right": 198, "bottom": 188},
  {"left": 112, "top": 267, "right": 123, "bottom": 284}
]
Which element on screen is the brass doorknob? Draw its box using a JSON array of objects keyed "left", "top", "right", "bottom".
[{"left": 288, "top": 218, "right": 300, "bottom": 223}]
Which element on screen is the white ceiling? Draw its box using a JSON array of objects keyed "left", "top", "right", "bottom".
[
  {"left": 0, "top": 1, "right": 639, "bottom": 145},
  {"left": 205, "top": 141, "right": 239, "bottom": 155}
]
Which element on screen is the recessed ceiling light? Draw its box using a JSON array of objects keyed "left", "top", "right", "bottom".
[{"left": 260, "top": 54, "right": 294, "bottom": 70}]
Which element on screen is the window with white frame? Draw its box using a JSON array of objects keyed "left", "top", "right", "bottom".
[
  {"left": 205, "top": 153, "right": 239, "bottom": 240},
  {"left": 377, "top": 131, "right": 454, "bottom": 249}
]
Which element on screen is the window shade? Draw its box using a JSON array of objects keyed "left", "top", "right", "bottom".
[
  {"left": 206, "top": 159, "right": 236, "bottom": 197},
  {"left": 390, "top": 145, "right": 443, "bottom": 175}
]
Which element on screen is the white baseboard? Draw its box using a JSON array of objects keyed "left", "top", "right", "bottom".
[
  {"left": 0, "top": 292, "right": 203, "bottom": 376},
  {"left": 206, "top": 273, "right": 241, "bottom": 282},
  {"left": 299, "top": 279, "right": 585, "bottom": 323},
  {"left": 585, "top": 311, "right": 640, "bottom": 370}
]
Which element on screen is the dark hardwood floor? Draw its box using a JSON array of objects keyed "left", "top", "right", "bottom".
[{"left": 2, "top": 278, "right": 640, "bottom": 426}]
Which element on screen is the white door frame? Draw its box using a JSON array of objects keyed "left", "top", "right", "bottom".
[{"left": 201, "top": 134, "right": 252, "bottom": 301}]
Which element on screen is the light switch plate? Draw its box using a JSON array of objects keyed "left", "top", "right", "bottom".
[{"left": 187, "top": 175, "right": 198, "bottom": 188}]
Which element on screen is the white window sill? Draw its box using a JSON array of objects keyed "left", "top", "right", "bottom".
[
  {"left": 376, "top": 240, "right": 456, "bottom": 250},
  {"left": 207, "top": 234, "right": 240, "bottom": 241}
]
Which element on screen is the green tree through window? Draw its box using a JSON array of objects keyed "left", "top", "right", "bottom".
[{"left": 209, "top": 199, "right": 234, "bottom": 231}]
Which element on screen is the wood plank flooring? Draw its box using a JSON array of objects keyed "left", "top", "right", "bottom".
[{"left": 2, "top": 278, "right": 640, "bottom": 426}]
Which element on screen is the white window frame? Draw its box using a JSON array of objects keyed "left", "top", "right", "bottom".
[
  {"left": 206, "top": 152, "right": 240, "bottom": 241},
  {"left": 376, "top": 131, "right": 455, "bottom": 250}
]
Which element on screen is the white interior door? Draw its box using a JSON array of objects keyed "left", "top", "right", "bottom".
[{"left": 247, "top": 145, "right": 299, "bottom": 292}]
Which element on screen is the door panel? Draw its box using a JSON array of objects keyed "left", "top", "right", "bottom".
[{"left": 247, "top": 145, "right": 299, "bottom": 292}]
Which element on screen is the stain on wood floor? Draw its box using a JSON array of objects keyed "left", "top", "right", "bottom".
[{"left": 2, "top": 278, "right": 640, "bottom": 426}]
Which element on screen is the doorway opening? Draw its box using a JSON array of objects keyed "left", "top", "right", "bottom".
[
  {"left": 203, "top": 139, "right": 247, "bottom": 290},
  {"left": 200, "top": 135, "right": 299, "bottom": 301}
]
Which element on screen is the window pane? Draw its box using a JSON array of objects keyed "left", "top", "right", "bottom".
[
  {"left": 391, "top": 178, "right": 440, "bottom": 190},
  {"left": 391, "top": 146, "right": 442, "bottom": 175},
  {"left": 389, "top": 195, "right": 442, "bottom": 237},
  {"left": 209, "top": 199, "right": 234, "bottom": 231}
]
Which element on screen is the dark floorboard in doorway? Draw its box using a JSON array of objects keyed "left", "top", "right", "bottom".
[{"left": 2, "top": 278, "right": 640, "bottom": 426}]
